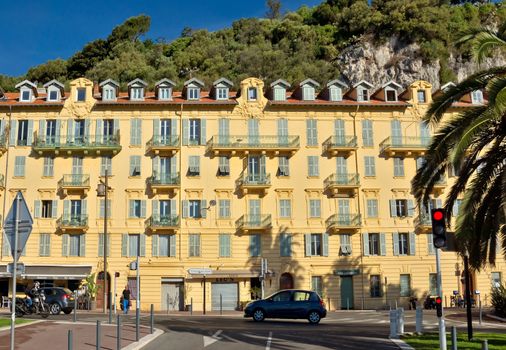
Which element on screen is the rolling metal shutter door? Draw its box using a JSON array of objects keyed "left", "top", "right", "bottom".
[{"left": 211, "top": 283, "right": 238, "bottom": 311}]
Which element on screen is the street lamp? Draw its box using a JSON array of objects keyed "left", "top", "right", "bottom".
[{"left": 96, "top": 169, "right": 110, "bottom": 317}]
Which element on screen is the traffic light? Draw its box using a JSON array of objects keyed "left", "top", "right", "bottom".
[
  {"left": 435, "top": 296, "right": 443, "bottom": 317},
  {"left": 431, "top": 208, "right": 446, "bottom": 248}
]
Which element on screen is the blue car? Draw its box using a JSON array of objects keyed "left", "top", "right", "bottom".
[{"left": 244, "top": 289, "right": 327, "bottom": 324}]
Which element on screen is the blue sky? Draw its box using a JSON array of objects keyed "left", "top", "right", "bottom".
[{"left": 0, "top": 0, "right": 322, "bottom": 76}]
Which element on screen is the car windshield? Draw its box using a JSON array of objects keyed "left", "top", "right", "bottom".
[{"left": 268, "top": 291, "right": 292, "bottom": 302}]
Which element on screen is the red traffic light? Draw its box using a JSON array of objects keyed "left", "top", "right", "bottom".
[
  {"left": 435, "top": 297, "right": 442, "bottom": 304},
  {"left": 433, "top": 210, "right": 444, "bottom": 221}
]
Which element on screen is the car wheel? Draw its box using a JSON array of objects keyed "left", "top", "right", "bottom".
[
  {"left": 50, "top": 303, "right": 61, "bottom": 315},
  {"left": 252, "top": 309, "right": 265, "bottom": 322},
  {"left": 308, "top": 311, "right": 321, "bottom": 324}
]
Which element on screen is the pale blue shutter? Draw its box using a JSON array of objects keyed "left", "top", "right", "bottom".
[
  {"left": 420, "top": 122, "right": 430, "bottom": 140},
  {"left": 260, "top": 155, "right": 266, "bottom": 175},
  {"left": 201, "top": 200, "right": 207, "bottom": 218},
  {"left": 409, "top": 232, "right": 416, "bottom": 256},
  {"left": 34, "top": 200, "right": 41, "bottom": 218},
  {"left": 305, "top": 234, "right": 312, "bottom": 257},
  {"left": 128, "top": 200, "right": 134, "bottom": 218},
  {"left": 391, "top": 120, "right": 402, "bottom": 144},
  {"left": 52, "top": 200, "right": 58, "bottom": 218},
  {"left": 98, "top": 234, "right": 104, "bottom": 257},
  {"left": 363, "top": 233, "right": 370, "bottom": 256},
  {"left": 63, "top": 200, "right": 70, "bottom": 216},
  {"left": 153, "top": 118, "right": 160, "bottom": 138},
  {"left": 200, "top": 119, "right": 206, "bottom": 145},
  {"left": 169, "top": 235, "right": 176, "bottom": 257},
  {"left": 67, "top": 119, "right": 74, "bottom": 142},
  {"left": 55, "top": 120, "right": 61, "bottom": 144},
  {"left": 95, "top": 119, "right": 103, "bottom": 143},
  {"left": 171, "top": 156, "right": 177, "bottom": 174},
  {"left": 140, "top": 200, "right": 146, "bottom": 218},
  {"left": 121, "top": 234, "right": 128, "bottom": 257},
  {"left": 335, "top": 119, "right": 345, "bottom": 143},
  {"left": 389, "top": 200, "right": 397, "bottom": 217},
  {"left": 182, "top": 200, "right": 188, "bottom": 218},
  {"left": 85, "top": 119, "right": 90, "bottom": 141},
  {"left": 436, "top": 199, "right": 443, "bottom": 208},
  {"left": 170, "top": 199, "right": 177, "bottom": 217},
  {"left": 62, "top": 234, "right": 69, "bottom": 256},
  {"left": 113, "top": 119, "right": 119, "bottom": 137},
  {"left": 336, "top": 157, "right": 347, "bottom": 175},
  {"left": 407, "top": 200, "right": 415, "bottom": 217},
  {"left": 79, "top": 235, "right": 86, "bottom": 256},
  {"left": 152, "top": 234, "right": 159, "bottom": 257},
  {"left": 9, "top": 120, "right": 17, "bottom": 146},
  {"left": 39, "top": 120, "right": 46, "bottom": 140},
  {"left": 27, "top": 120, "right": 34, "bottom": 145},
  {"left": 152, "top": 200, "right": 159, "bottom": 216},
  {"left": 218, "top": 118, "right": 229, "bottom": 144},
  {"left": 99, "top": 200, "right": 105, "bottom": 218},
  {"left": 393, "top": 232, "right": 399, "bottom": 256},
  {"left": 81, "top": 200, "right": 87, "bottom": 215},
  {"left": 380, "top": 233, "right": 387, "bottom": 256},
  {"left": 152, "top": 156, "right": 160, "bottom": 178},
  {"left": 277, "top": 118, "right": 288, "bottom": 144},
  {"left": 182, "top": 119, "right": 189, "bottom": 145},
  {"left": 322, "top": 233, "right": 329, "bottom": 257},
  {"left": 170, "top": 118, "right": 177, "bottom": 137},
  {"left": 416, "top": 157, "right": 425, "bottom": 170},
  {"left": 427, "top": 234, "right": 435, "bottom": 255}
]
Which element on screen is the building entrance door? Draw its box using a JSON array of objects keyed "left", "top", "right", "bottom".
[{"left": 340, "top": 276, "right": 354, "bottom": 309}]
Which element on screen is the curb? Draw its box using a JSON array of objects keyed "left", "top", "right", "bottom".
[
  {"left": 0, "top": 319, "right": 45, "bottom": 332},
  {"left": 121, "top": 328, "right": 164, "bottom": 350},
  {"left": 390, "top": 338, "right": 415, "bottom": 350},
  {"left": 486, "top": 314, "right": 506, "bottom": 322}
]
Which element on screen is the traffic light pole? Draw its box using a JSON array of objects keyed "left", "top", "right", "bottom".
[{"left": 436, "top": 247, "right": 447, "bottom": 350}]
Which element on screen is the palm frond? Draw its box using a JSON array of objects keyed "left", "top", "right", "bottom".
[{"left": 472, "top": 31, "right": 506, "bottom": 64}]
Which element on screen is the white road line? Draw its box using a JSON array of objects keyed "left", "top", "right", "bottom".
[{"left": 266, "top": 331, "right": 272, "bottom": 350}]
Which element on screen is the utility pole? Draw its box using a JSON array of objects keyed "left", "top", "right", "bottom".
[
  {"left": 435, "top": 247, "right": 447, "bottom": 350},
  {"left": 9, "top": 194, "right": 20, "bottom": 350}
]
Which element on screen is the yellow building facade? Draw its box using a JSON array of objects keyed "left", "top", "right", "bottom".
[{"left": 0, "top": 77, "right": 503, "bottom": 312}]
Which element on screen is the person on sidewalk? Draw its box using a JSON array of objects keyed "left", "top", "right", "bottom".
[{"left": 122, "top": 285, "right": 131, "bottom": 314}]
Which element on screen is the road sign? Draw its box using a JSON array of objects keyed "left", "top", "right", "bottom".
[
  {"left": 4, "top": 192, "right": 33, "bottom": 260},
  {"left": 7, "top": 263, "right": 25, "bottom": 274},
  {"left": 188, "top": 268, "right": 213, "bottom": 275}
]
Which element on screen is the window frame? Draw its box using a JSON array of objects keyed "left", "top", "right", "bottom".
[
  {"left": 76, "top": 88, "right": 86, "bottom": 102},
  {"left": 247, "top": 87, "right": 258, "bottom": 101},
  {"left": 310, "top": 234, "right": 322, "bottom": 256},
  {"left": 370, "top": 275, "right": 382, "bottom": 297}
]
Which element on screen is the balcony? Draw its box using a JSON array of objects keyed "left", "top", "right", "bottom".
[
  {"left": 323, "top": 136, "right": 358, "bottom": 158},
  {"left": 32, "top": 132, "right": 122, "bottom": 156},
  {"left": 324, "top": 173, "right": 360, "bottom": 197},
  {"left": 236, "top": 173, "right": 271, "bottom": 195},
  {"left": 432, "top": 178, "right": 447, "bottom": 195},
  {"left": 146, "top": 214, "right": 179, "bottom": 233},
  {"left": 147, "top": 173, "right": 180, "bottom": 194},
  {"left": 207, "top": 135, "right": 300, "bottom": 156},
  {"left": 0, "top": 133, "right": 7, "bottom": 156},
  {"left": 57, "top": 214, "right": 88, "bottom": 232},
  {"left": 146, "top": 135, "right": 179, "bottom": 156},
  {"left": 236, "top": 215, "right": 272, "bottom": 233},
  {"left": 326, "top": 214, "right": 362, "bottom": 233},
  {"left": 379, "top": 136, "right": 430, "bottom": 158},
  {"left": 58, "top": 174, "right": 90, "bottom": 196},
  {"left": 415, "top": 214, "right": 432, "bottom": 233}
]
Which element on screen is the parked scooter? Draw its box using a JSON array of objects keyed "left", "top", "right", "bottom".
[{"left": 14, "top": 288, "right": 50, "bottom": 318}]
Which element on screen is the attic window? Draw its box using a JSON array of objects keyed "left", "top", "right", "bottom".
[
  {"left": 358, "top": 88, "right": 369, "bottom": 102},
  {"left": 216, "top": 87, "right": 228, "bottom": 100},
  {"left": 77, "top": 88, "right": 86, "bottom": 102},
  {"left": 131, "top": 87, "right": 144, "bottom": 100},
  {"left": 48, "top": 89, "right": 59, "bottom": 102},
  {"left": 302, "top": 86, "right": 315, "bottom": 101},
  {"left": 417, "top": 90, "right": 426, "bottom": 103},
  {"left": 385, "top": 89, "right": 397, "bottom": 102},
  {"left": 21, "top": 89, "right": 31, "bottom": 102},
  {"left": 159, "top": 87, "right": 171, "bottom": 100},
  {"left": 329, "top": 87, "right": 342, "bottom": 101},
  {"left": 103, "top": 87, "right": 115, "bottom": 101},
  {"left": 471, "top": 90, "right": 483, "bottom": 104},
  {"left": 188, "top": 87, "right": 200, "bottom": 100},
  {"left": 273, "top": 87, "right": 285, "bottom": 101},
  {"left": 248, "top": 87, "right": 257, "bottom": 101}
]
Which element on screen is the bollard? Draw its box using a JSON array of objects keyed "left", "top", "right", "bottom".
[
  {"left": 451, "top": 326, "right": 458, "bottom": 350},
  {"left": 116, "top": 314, "right": 121, "bottom": 350},
  {"left": 220, "top": 294, "right": 223, "bottom": 315},
  {"left": 481, "top": 339, "right": 488, "bottom": 350},
  {"left": 109, "top": 308, "right": 112, "bottom": 324},
  {"left": 96, "top": 320, "right": 101, "bottom": 350},
  {"left": 68, "top": 329, "right": 73, "bottom": 350},
  {"left": 327, "top": 297, "right": 330, "bottom": 311},
  {"left": 395, "top": 300, "right": 398, "bottom": 309},
  {"left": 415, "top": 307, "right": 423, "bottom": 334},
  {"left": 190, "top": 297, "right": 193, "bottom": 315},
  {"left": 73, "top": 290, "right": 77, "bottom": 323},
  {"left": 397, "top": 307, "right": 404, "bottom": 335},
  {"left": 136, "top": 308, "right": 140, "bottom": 341},
  {"left": 479, "top": 300, "right": 483, "bottom": 325},
  {"left": 389, "top": 310, "right": 398, "bottom": 339},
  {"left": 150, "top": 304, "right": 154, "bottom": 334}
]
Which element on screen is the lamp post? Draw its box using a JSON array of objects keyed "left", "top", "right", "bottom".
[{"left": 97, "top": 169, "right": 109, "bottom": 316}]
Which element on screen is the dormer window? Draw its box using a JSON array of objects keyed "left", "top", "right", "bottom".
[
  {"left": 329, "top": 86, "right": 342, "bottom": 101},
  {"left": 21, "top": 89, "right": 31, "bottom": 102},
  {"left": 159, "top": 87, "right": 171, "bottom": 100},
  {"left": 471, "top": 90, "right": 483, "bottom": 104},
  {"left": 188, "top": 87, "right": 200, "bottom": 100},
  {"left": 385, "top": 89, "right": 397, "bottom": 102},
  {"left": 217, "top": 87, "right": 228, "bottom": 100},
  {"left": 358, "top": 88, "right": 369, "bottom": 102},
  {"left": 131, "top": 87, "right": 144, "bottom": 100},
  {"left": 302, "top": 85, "right": 315, "bottom": 101},
  {"left": 103, "top": 88, "right": 115, "bottom": 101},
  {"left": 273, "top": 87, "right": 285, "bottom": 101},
  {"left": 77, "top": 88, "right": 86, "bottom": 102},
  {"left": 48, "top": 89, "right": 59, "bottom": 101},
  {"left": 248, "top": 87, "right": 257, "bottom": 101},
  {"left": 417, "top": 90, "right": 426, "bottom": 103}
]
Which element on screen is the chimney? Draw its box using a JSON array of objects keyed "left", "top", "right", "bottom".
[{"left": 93, "top": 81, "right": 100, "bottom": 97}]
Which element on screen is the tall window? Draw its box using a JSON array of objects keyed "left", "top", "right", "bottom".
[
  {"left": 397, "top": 233, "right": 409, "bottom": 255},
  {"left": 249, "top": 234, "right": 261, "bottom": 257},
  {"left": 366, "top": 199, "right": 378, "bottom": 218},
  {"left": 362, "top": 120, "right": 373, "bottom": 147},
  {"left": 278, "top": 156, "right": 289, "bottom": 177},
  {"left": 189, "top": 200, "right": 202, "bottom": 218},
  {"left": 491, "top": 272, "right": 502, "bottom": 288},
  {"left": 391, "top": 199, "right": 413, "bottom": 217},
  {"left": 311, "top": 234, "right": 322, "bottom": 256},
  {"left": 218, "top": 157, "right": 230, "bottom": 176},
  {"left": 129, "top": 156, "right": 141, "bottom": 176},
  {"left": 248, "top": 87, "right": 257, "bottom": 101},
  {"left": 311, "top": 276, "right": 323, "bottom": 297},
  {"left": 280, "top": 233, "right": 292, "bottom": 257},
  {"left": 219, "top": 234, "right": 231, "bottom": 257},
  {"left": 41, "top": 200, "right": 53, "bottom": 218},
  {"left": 364, "top": 156, "right": 376, "bottom": 176},
  {"left": 218, "top": 199, "right": 231, "bottom": 218},
  {"left": 39, "top": 234, "right": 51, "bottom": 257},
  {"left": 14, "top": 156, "right": 26, "bottom": 176},
  {"left": 188, "top": 119, "right": 201, "bottom": 144},
  {"left": 188, "top": 155, "right": 200, "bottom": 176},
  {"left": 155, "top": 234, "right": 175, "bottom": 257},
  {"left": 189, "top": 234, "right": 201, "bottom": 257},
  {"left": 400, "top": 275, "right": 411, "bottom": 297},
  {"left": 307, "top": 156, "right": 319, "bottom": 177},
  {"left": 279, "top": 199, "right": 291, "bottom": 218},
  {"left": 17, "top": 120, "right": 29, "bottom": 145},
  {"left": 429, "top": 274, "right": 438, "bottom": 295},
  {"left": 370, "top": 275, "right": 381, "bottom": 297},
  {"left": 393, "top": 158, "right": 405, "bottom": 177},
  {"left": 62, "top": 234, "right": 85, "bottom": 257},
  {"left": 368, "top": 233, "right": 380, "bottom": 256},
  {"left": 306, "top": 119, "right": 318, "bottom": 146},
  {"left": 417, "top": 90, "right": 426, "bottom": 103},
  {"left": 45, "top": 119, "right": 57, "bottom": 143},
  {"left": 128, "top": 234, "right": 141, "bottom": 257},
  {"left": 129, "top": 200, "right": 145, "bottom": 218},
  {"left": 309, "top": 199, "right": 321, "bottom": 218},
  {"left": 100, "top": 156, "right": 112, "bottom": 176},
  {"left": 77, "top": 88, "right": 86, "bottom": 102},
  {"left": 130, "top": 118, "right": 142, "bottom": 146},
  {"left": 43, "top": 157, "right": 54, "bottom": 177}
]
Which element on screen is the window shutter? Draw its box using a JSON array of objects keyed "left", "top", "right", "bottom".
[
  {"left": 391, "top": 120, "right": 402, "bottom": 142},
  {"left": 393, "top": 232, "right": 399, "bottom": 256},
  {"left": 389, "top": 200, "right": 397, "bottom": 217},
  {"left": 27, "top": 120, "right": 34, "bottom": 145},
  {"left": 201, "top": 200, "right": 207, "bottom": 218},
  {"left": 34, "top": 200, "right": 41, "bottom": 218},
  {"left": 170, "top": 118, "right": 177, "bottom": 136},
  {"left": 436, "top": 199, "right": 443, "bottom": 208},
  {"left": 409, "top": 232, "right": 416, "bottom": 256},
  {"left": 380, "top": 233, "right": 387, "bottom": 256},
  {"left": 260, "top": 155, "right": 266, "bottom": 175},
  {"left": 407, "top": 200, "right": 415, "bottom": 217},
  {"left": 81, "top": 200, "right": 87, "bottom": 215},
  {"left": 63, "top": 200, "right": 70, "bottom": 216},
  {"left": 139, "top": 234, "right": 146, "bottom": 256},
  {"left": 170, "top": 199, "right": 177, "bottom": 217},
  {"left": 95, "top": 119, "right": 103, "bottom": 143},
  {"left": 171, "top": 156, "right": 177, "bottom": 174},
  {"left": 169, "top": 234, "right": 176, "bottom": 257},
  {"left": 153, "top": 118, "right": 160, "bottom": 138},
  {"left": 99, "top": 199, "right": 105, "bottom": 218},
  {"left": 98, "top": 234, "right": 104, "bottom": 257},
  {"left": 200, "top": 119, "right": 206, "bottom": 145},
  {"left": 152, "top": 156, "right": 160, "bottom": 178},
  {"left": 121, "top": 234, "right": 128, "bottom": 257},
  {"left": 363, "top": 233, "right": 369, "bottom": 256},
  {"left": 140, "top": 200, "right": 146, "bottom": 218},
  {"left": 182, "top": 200, "right": 188, "bottom": 218},
  {"left": 84, "top": 119, "right": 90, "bottom": 140},
  {"left": 39, "top": 120, "right": 46, "bottom": 140},
  {"left": 62, "top": 234, "right": 69, "bottom": 256},
  {"left": 152, "top": 200, "right": 159, "bottom": 216},
  {"left": 322, "top": 233, "right": 329, "bottom": 257},
  {"left": 52, "top": 200, "right": 58, "bottom": 218},
  {"left": 55, "top": 120, "right": 61, "bottom": 141},
  {"left": 9, "top": 120, "right": 17, "bottom": 146},
  {"left": 305, "top": 234, "right": 312, "bottom": 257},
  {"left": 182, "top": 119, "right": 189, "bottom": 145},
  {"left": 427, "top": 234, "right": 435, "bottom": 255},
  {"left": 152, "top": 234, "right": 159, "bottom": 257},
  {"left": 335, "top": 119, "right": 345, "bottom": 142}
]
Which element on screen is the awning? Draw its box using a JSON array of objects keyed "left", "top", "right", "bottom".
[
  {"left": 188, "top": 269, "right": 275, "bottom": 279},
  {"left": 0, "top": 264, "right": 92, "bottom": 280}
]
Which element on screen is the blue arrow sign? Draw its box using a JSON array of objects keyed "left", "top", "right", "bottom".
[{"left": 3, "top": 192, "right": 33, "bottom": 261}]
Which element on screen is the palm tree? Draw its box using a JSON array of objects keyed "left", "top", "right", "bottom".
[{"left": 412, "top": 22, "right": 506, "bottom": 269}]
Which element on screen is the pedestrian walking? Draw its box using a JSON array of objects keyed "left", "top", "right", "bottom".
[{"left": 122, "top": 285, "right": 131, "bottom": 314}]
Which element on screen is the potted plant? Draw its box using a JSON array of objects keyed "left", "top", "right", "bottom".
[{"left": 81, "top": 273, "right": 99, "bottom": 310}]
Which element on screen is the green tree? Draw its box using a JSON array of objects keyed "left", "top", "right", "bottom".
[
  {"left": 26, "top": 59, "right": 67, "bottom": 84},
  {"left": 412, "top": 22, "right": 506, "bottom": 269},
  {"left": 266, "top": 0, "right": 282, "bottom": 20}
]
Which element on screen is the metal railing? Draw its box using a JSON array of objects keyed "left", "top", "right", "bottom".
[
  {"left": 324, "top": 173, "right": 360, "bottom": 188},
  {"left": 326, "top": 214, "right": 362, "bottom": 227},
  {"left": 379, "top": 136, "right": 430, "bottom": 153},
  {"left": 58, "top": 174, "right": 90, "bottom": 187},
  {"left": 236, "top": 215, "right": 272, "bottom": 229},
  {"left": 237, "top": 173, "right": 271, "bottom": 186},
  {"left": 323, "top": 135, "right": 358, "bottom": 149},
  {"left": 147, "top": 214, "right": 180, "bottom": 228},
  {"left": 57, "top": 214, "right": 88, "bottom": 227},
  {"left": 415, "top": 214, "right": 432, "bottom": 226},
  {"left": 32, "top": 132, "right": 121, "bottom": 150},
  {"left": 147, "top": 135, "right": 180, "bottom": 148},
  {"left": 148, "top": 173, "right": 180, "bottom": 186},
  {"left": 207, "top": 135, "right": 300, "bottom": 149}
]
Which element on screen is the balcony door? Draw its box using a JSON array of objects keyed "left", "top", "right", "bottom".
[
  {"left": 249, "top": 199, "right": 261, "bottom": 224},
  {"left": 338, "top": 199, "right": 350, "bottom": 224},
  {"left": 160, "top": 119, "right": 171, "bottom": 143},
  {"left": 335, "top": 119, "right": 345, "bottom": 144},
  {"left": 74, "top": 120, "right": 86, "bottom": 144},
  {"left": 72, "top": 157, "right": 83, "bottom": 175},
  {"left": 103, "top": 119, "right": 114, "bottom": 143},
  {"left": 336, "top": 157, "right": 348, "bottom": 183},
  {"left": 248, "top": 119, "right": 259, "bottom": 145},
  {"left": 391, "top": 120, "right": 402, "bottom": 146},
  {"left": 248, "top": 156, "right": 265, "bottom": 183},
  {"left": 46, "top": 120, "right": 57, "bottom": 144},
  {"left": 277, "top": 119, "right": 288, "bottom": 145}
]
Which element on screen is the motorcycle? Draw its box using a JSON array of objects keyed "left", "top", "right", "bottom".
[{"left": 14, "top": 289, "right": 50, "bottom": 318}]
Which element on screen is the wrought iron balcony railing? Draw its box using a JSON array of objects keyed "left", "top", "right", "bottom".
[
  {"left": 57, "top": 214, "right": 88, "bottom": 228},
  {"left": 324, "top": 173, "right": 360, "bottom": 188},
  {"left": 326, "top": 214, "right": 362, "bottom": 228},
  {"left": 146, "top": 214, "right": 180, "bottom": 228},
  {"left": 379, "top": 136, "right": 430, "bottom": 153},
  {"left": 323, "top": 135, "right": 358, "bottom": 149},
  {"left": 236, "top": 215, "right": 272, "bottom": 229},
  {"left": 148, "top": 173, "right": 180, "bottom": 186},
  {"left": 32, "top": 132, "right": 121, "bottom": 154},
  {"left": 58, "top": 174, "right": 90, "bottom": 188},
  {"left": 207, "top": 135, "right": 300, "bottom": 150},
  {"left": 147, "top": 135, "right": 180, "bottom": 148},
  {"left": 237, "top": 173, "right": 271, "bottom": 186}
]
